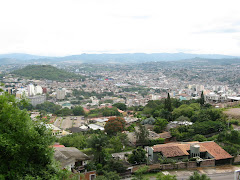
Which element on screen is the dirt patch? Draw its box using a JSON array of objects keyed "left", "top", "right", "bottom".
[{"left": 224, "top": 108, "right": 240, "bottom": 119}]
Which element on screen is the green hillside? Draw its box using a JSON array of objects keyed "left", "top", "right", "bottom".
[{"left": 12, "top": 65, "right": 84, "bottom": 81}]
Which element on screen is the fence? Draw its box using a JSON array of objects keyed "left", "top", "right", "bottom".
[{"left": 132, "top": 159, "right": 215, "bottom": 172}]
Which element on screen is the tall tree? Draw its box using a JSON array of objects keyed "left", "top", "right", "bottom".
[
  {"left": 135, "top": 123, "right": 149, "bottom": 145},
  {"left": 88, "top": 133, "right": 108, "bottom": 164},
  {"left": 200, "top": 91, "right": 205, "bottom": 106},
  {"left": 164, "top": 93, "right": 172, "bottom": 112}
]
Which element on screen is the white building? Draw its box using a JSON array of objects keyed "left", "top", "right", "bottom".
[
  {"left": 28, "top": 84, "right": 35, "bottom": 96},
  {"left": 16, "top": 88, "right": 28, "bottom": 98},
  {"left": 56, "top": 88, "right": 66, "bottom": 100},
  {"left": 35, "top": 85, "right": 43, "bottom": 95}
]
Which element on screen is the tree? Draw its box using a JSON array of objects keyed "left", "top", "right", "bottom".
[
  {"left": 188, "top": 172, "right": 211, "bottom": 180},
  {"left": 88, "top": 134, "right": 108, "bottom": 164},
  {"left": 192, "top": 134, "right": 207, "bottom": 142},
  {"left": 200, "top": 91, "right": 205, "bottom": 106},
  {"left": 156, "top": 172, "right": 177, "bottom": 180},
  {"left": 108, "top": 136, "right": 123, "bottom": 152},
  {"left": 172, "top": 104, "right": 194, "bottom": 119},
  {"left": 56, "top": 107, "right": 73, "bottom": 116},
  {"left": 36, "top": 101, "right": 61, "bottom": 114},
  {"left": 141, "top": 117, "right": 156, "bottom": 125},
  {"left": 103, "top": 159, "right": 127, "bottom": 173},
  {"left": 104, "top": 117, "right": 126, "bottom": 136},
  {"left": 153, "top": 118, "right": 168, "bottom": 133},
  {"left": 135, "top": 123, "right": 149, "bottom": 145},
  {"left": 164, "top": 93, "right": 172, "bottom": 112},
  {"left": 128, "top": 147, "right": 147, "bottom": 164},
  {"left": 59, "top": 133, "right": 87, "bottom": 149},
  {"left": 72, "top": 105, "right": 85, "bottom": 116},
  {"left": 113, "top": 103, "right": 127, "bottom": 111},
  {"left": 0, "top": 93, "right": 63, "bottom": 179}
]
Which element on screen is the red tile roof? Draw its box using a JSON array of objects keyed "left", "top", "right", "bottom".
[
  {"left": 152, "top": 141, "right": 233, "bottom": 160},
  {"left": 200, "top": 141, "right": 233, "bottom": 160}
]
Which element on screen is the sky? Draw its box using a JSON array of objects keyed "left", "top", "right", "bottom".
[{"left": 0, "top": 0, "right": 240, "bottom": 56}]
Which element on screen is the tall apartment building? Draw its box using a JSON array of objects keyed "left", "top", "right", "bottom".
[{"left": 56, "top": 88, "right": 66, "bottom": 100}]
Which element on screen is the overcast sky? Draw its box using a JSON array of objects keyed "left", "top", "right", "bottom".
[{"left": 0, "top": 0, "right": 240, "bottom": 56}]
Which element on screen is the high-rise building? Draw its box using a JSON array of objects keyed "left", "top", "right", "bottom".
[
  {"left": 35, "top": 85, "right": 43, "bottom": 95},
  {"left": 28, "top": 84, "right": 35, "bottom": 96},
  {"left": 56, "top": 88, "right": 66, "bottom": 100}
]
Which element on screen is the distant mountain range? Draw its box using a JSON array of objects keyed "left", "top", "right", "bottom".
[{"left": 0, "top": 53, "right": 239, "bottom": 64}]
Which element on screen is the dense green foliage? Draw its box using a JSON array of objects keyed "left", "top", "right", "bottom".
[
  {"left": 59, "top": 133, "right": 87, "bottom": 149},
  {"left": 113, "top": 103, "right": 127, "bottom": 111},
  {"left": 88, "top": 107, "right": 120, "bottom": 117},
  {"left": 128, "top": 147, "right": 147, "bottom": 164},
  {"left": 36, "top": 101, "right": 61, "bottom": 114},
  {"left": 0, "top": 94, "right": 68, "bottom": 179},
  {"left": 72, "top": 106, "right": 85, "bottom": 116},
  {"left": 88, "top": 133, "right": 109, "bottom": 164},
  {"left": 217, "top": 130, "right": 240, "bottom": 156},
  {"left": 153, "top": 118, "right": 168, "bottom": 133},
  {"left": 12, "top": 65, "right": 84, "bottom": 81},
  {"left": 72, "top": 89, "right": 114, "bottom": 99},
  {"left": 56, "top": 107, "right": 73, "bottom": 116}
]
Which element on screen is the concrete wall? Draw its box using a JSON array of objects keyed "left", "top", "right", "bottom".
[
  {"left": 200, "top": 159, "right": 215, "bottom": 167},
  {"left": 177, "top": 162, "right": 187, "bottom": 169},
  {"left": 132, "top": 159, "right": 215, "bottom": 172}
]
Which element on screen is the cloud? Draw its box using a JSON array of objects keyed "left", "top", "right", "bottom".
[
  {"left": 110, "top": 14, "right": 152, "bottom": 20},
  {"left": 196, "top": 28, "right": 240, "bottom": 34}
]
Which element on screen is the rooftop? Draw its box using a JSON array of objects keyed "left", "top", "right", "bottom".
[{"left": 152, "top": 141, "right": 233, "bottom": 160}]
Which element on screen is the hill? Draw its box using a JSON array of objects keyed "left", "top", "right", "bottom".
[
  {"left": 0, "top": 53, "right": 238, "bottom": 64},
  {"left": 0, "top": 53, "right": 50, "bottom": 60},
  {"left": 55, "top": 53, "right": 237, "bottom": 63},
  {"left": 11, "top": 65, "right": 84, "bottom": 81}
]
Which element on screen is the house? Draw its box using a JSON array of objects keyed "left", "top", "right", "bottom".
[
  {"left": 147, "top": 141, "right": 233, "bottom": 165},
  {"left": 158, "top": 132, "right": 175, "bottom": 143},
  {"left": 124, "top": 129, "right": 161, "bottom": 146},
  {"left": 54, "top": 146, "right": 90, "bottom": 172}
]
